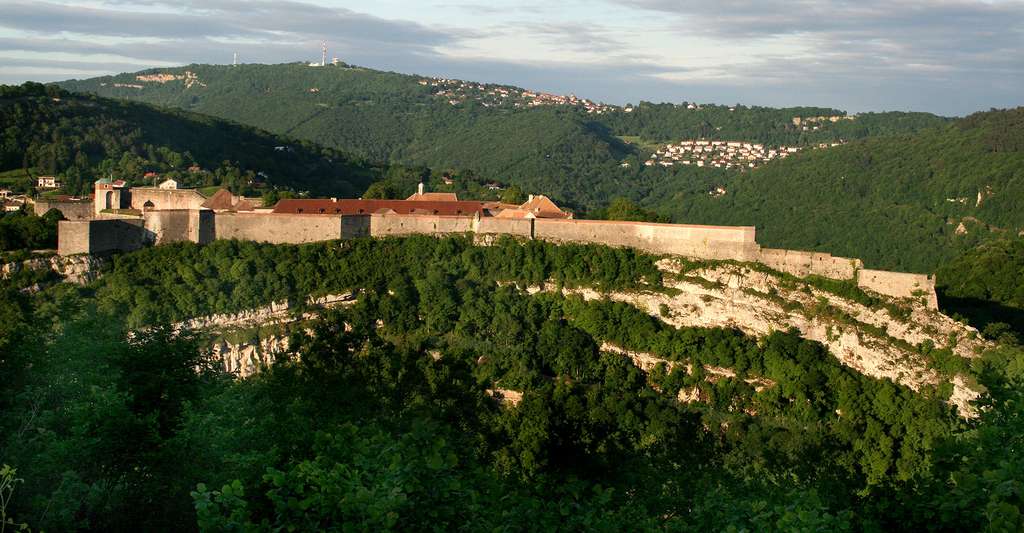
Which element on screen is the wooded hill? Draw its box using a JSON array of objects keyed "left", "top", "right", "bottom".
[
  {"left": 58, "top": 63, "right": 1023, "bottom": 273},
  {"left": 59, "top": 63, "right": 948, "bottom": 209},
  {"left": 0, "top": 82, "right": 385, "bottom": 198},
  {"left": 649, "top": 107, "right": 1024, "bottom": 272},
  {"left": 3, "top": 236, "right": 1022, "bottom": 531}
]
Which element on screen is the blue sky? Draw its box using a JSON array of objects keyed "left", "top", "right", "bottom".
[{"left": 0, "top": 0, "right": 1021, "bottom": 115}]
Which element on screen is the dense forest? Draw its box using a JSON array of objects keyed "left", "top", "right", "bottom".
[
  {"left": 0, "top": 54, "right": 1012, "bottom": 533},
  {"left": 0, "top": 82, "right": 390, "bottom": 198},
  {"left": 1, "top": 236, "right": 1022, "bottom": 531},
  {"left": 646, "top": 107, "right": 1024, "bottom": 272},
  {"left": 59, "top": 64, "right": 947, "bottom": 209},
  {"left": 57, "top": 64, "right": 1024, "bottom": 272},
  {"left": 937, "top": 237, "right": 1024, "bottom": 341}
]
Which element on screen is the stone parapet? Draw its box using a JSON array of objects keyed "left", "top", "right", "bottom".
[{"left": 55, "top": 209, "right": 939, "bottom": 307}]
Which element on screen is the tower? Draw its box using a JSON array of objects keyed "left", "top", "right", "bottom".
[
  {"left": 233, "top": 52, "right": 238, "bottom": 66},
  {"left": 321, "top": 40, "right": 327, "bottom": 67}
]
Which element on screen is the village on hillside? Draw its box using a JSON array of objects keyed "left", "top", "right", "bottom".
[
  {"left": 419, "top": 77, "right": 614, "bottom": 114},
  {"left": 644, "top": 139, "right": 845, "bottom": 170}
]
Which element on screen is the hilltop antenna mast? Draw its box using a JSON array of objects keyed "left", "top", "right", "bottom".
[
  {"left": 233, "top": 52, "right": 238, "bottom": 66},
  {"left": 321, "top": 40, "right": 327, "bottom": 67}
]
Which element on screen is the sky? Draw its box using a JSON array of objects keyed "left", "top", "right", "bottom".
[{"left": 0, "top": 0, "right": 1022, "bottom": 116}]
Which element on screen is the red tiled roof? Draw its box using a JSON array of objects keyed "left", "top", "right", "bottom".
[
  {"left": 520, "top": 195, "right": 571, "bottom": 219},
  {"left": 202, "top": 189, "right": 255, "bottom": 212},
  {"left": 494, "top": 209, "right": 533, "bottom": 219},
  {"left": 272, "top": 198, "right": 487, "bottom": 216},
  {"left": 406, "top": 192, "right": 459, "bottom": 201}
]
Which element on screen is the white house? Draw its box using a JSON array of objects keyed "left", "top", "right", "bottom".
[
  {"left": 37, "top": 176, "right": 60, "bottom": 189},
  {"left": 158, "top": 178, "right": 179, "bottom": 190}
]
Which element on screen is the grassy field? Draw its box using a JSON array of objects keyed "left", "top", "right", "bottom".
[
  {"left": 0, "top": 168, "right": 33, "bottom": 186},
  {"left": 615, "top": 135, "right": 663, "bottom": 153}
]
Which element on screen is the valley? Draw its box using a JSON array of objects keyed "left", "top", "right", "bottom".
[{"left": 0, "top": 57, "right": 1022, "bottom": 532}]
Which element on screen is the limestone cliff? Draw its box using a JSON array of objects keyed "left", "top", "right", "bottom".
[
  {"left": 524, "top": 259, "right": 987, "bottom": 416},
  {"left": 172, "top": 292, "right": 355, "bottom": 332},
  {"left": 1, "top": 254, "right": 106, "bottom": 285},
  {"left": 210, "top": 335, "right": 291, "bottom": 377},
  {"left": 169, "top": 262, "right": 983, "bottom": 416}
]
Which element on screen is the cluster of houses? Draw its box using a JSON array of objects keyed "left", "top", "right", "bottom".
[
  {"left": 100, "top": 70, "right": 207, "bottom": 91},
  {"left": 643, "top": 139, "right": 844, "bottom": 170},
  {"left": 792, "top": 114, "right": 856, "bottom": 131},
  {"left": 0, "top": 189, "right": 31, "bottom": 212},
  {"left": 2, "top": 176, "right": 67, "bottom": 212},
  {"left": 418, "top": 78, "right": 613, "bottom": 113}
]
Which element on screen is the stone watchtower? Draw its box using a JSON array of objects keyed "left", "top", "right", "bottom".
[{"left": 94, "top": 177, "right": 128, "bottom": 215}]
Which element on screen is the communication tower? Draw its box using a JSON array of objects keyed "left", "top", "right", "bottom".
[{"left": 321, "top": 41, "right": 327, "bottom": 67}]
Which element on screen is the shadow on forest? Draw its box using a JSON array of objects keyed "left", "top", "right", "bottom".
[{"left": 938, "top": 292, "right": 1024, "bottom": 340}]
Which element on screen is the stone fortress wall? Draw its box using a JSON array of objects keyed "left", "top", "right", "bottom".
[
  {"left": 858, "top": 269, "right": 938, "bottom": 309},
  {"left": 532, "top": 218, "right": 757, "bottom": 261},
  {"left": 127, "top": 187, "right": 207, "bottom": 212},
  {"left": 757, "top": 247, "right": 863, "bottom": 280},
  {"left": 214, "top": 213, "right": 347, "bottom": 244},
  {"left": 34, "top": 199, "right": 95, "bottom": 220},
  {"left": 56, "top": 209, "right": 937, "bottom": 307},
  {"left": 58, "top": 218, "right": 145, "bottom": 256}
]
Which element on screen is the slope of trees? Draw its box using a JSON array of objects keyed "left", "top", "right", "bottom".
[
  {"left": 647, "top": 107, "right": 1024, "bottom": 272},
  {"left": 59, "top": 64, "right": 948, "bottom": 210},
  {"left": 1, "top": 236, "right": 1021, "bottom": 531},
  {"left": 937, "top": 237, "right": 1024, "bottom": 341},
  {"left": 0, "top": 82, "right": 386, "bottom": 197},
  {"left": 55, "top": 65, "right": 1024, "bottom": 273}
]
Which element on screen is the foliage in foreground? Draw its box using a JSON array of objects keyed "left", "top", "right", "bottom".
[{"left": 0, "top": 237, "right": 1021, "bottom": 531}]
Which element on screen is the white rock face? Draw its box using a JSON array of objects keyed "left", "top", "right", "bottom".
[
  {"left": 527, "top": 260, "right": 987, "bottom": 417},
  {"left": 173, "top": 293, "right": 354, "bottom": 377},
  {"left": 599, "top": 342, "right": 774, "bottom": 392},
  {"left": 1, "top": 254, "right": 105, "bottom": 284},
  {"left": 210, "top": 335, "right": 291, "bottom": 377},
  {"left": 175, "top": 292, "right": 355, "bottom": 332},
  {"left": 171, "top": 261, "right": 986, "bottom": 417}
]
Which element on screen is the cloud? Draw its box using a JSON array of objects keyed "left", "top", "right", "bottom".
[
  {"left": 0, "top": 0, "right": 461, "bottom": 48},
  {"left": 617, "top": 0, "right": 1024, "bottom": 78},
  {"left": 0, "top": 0, "right": 1020, "bottom": 114}
]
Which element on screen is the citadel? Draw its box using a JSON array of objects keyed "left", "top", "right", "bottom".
[{"left": 44, "top": 179, "right": 938, "bottom": 308}]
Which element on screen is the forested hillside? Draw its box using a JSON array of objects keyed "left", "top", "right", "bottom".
[
  {"left": 0, "top": 82, "right": 386, "bottom": 197},
  {"left": 59, "top": 63, "right": 946, "bottom": 209},
  {"left": 646, "top": 107, "right": 1024, "bottom": 272},
  {"left": 58, "top": 63, "right": 1021, "bottom": 273},
  {"left": 937, "top": 237, "right": 1024, "bottom": 341},
  {"left": 2, "top": 236, "right": 1022, "bottom": 531}
]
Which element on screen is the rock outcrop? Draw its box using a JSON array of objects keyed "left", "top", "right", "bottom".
[
  {"left": 1, "top": 254, "right": 105, "bottom": 285},
  {"left": 525, "top": 260, "right": 986, "bottom": 416},
  {"left": 210, "top": 335, "right": 291, "bottom": 377}
]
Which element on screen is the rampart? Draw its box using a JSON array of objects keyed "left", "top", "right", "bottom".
[
  {"left": 475, "top": 216, "right": 534, "bottom": 238},
  {"left": 370, "top": 213, "right": 475, "bottom": 237},
  {"left": 857, "top": 269, "right": 938, "bottom": 308},
  {"left": 56, "top": 210, "right": 939, "bottom": 307},
  {"left": 533, "top": 219, "right": 758, "bottom": 261},
  {"left": 143, "top": 209, "right": 215, "bottom": 245},
  {"left": 757, "top": 248, "right": 863, "bottom": 280},
  {"left": 35, "top": 200, "right": 94, "bottom": 220},
  {"left": 58, "top": 219, "right": 146, "bottom": 256},
  {"left": 130, "top": 188, "right": 207, "bottom": 211},
  {"left": 214, "top": 213, "right": 347, "bottom": 244}
]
